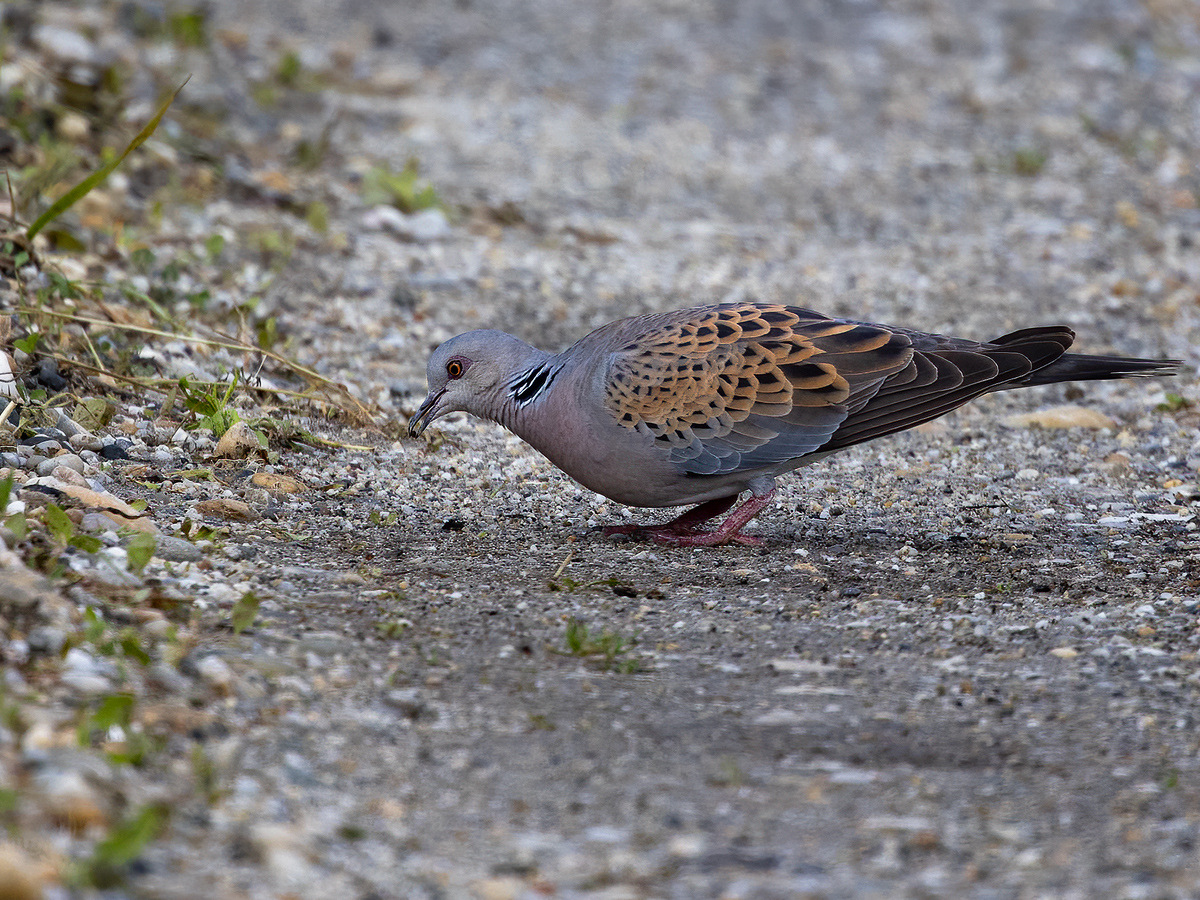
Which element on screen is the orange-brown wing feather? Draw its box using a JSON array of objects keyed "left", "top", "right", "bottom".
[{"left": 603, "top": 303, "right": 914, "bottom": 475}]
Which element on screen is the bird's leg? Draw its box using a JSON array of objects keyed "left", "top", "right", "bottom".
[
  {"left": 660, "top": 496, "right": 740, "bottom": 533},
  {"left": 602, "top": 490, "right": 775, "bottom": 547},
  {"left": 602, "top": 495, "right": 736, "bottom": 538},
  {"left": 656, "top": 488, "right": 776, "bottom": 547}
]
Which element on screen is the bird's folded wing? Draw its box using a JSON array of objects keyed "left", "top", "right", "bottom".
[
  {"left": 602, "top": 303, "right": 914, "bottom": 476},
  {"left": 820, "top": 330, "right": 1073, "bottom": 451}
]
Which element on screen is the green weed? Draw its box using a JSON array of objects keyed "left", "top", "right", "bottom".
[
  {"left": 72, "top": 803, "right": 169, "bottom": 889},
  {"left": 361, "top": 158, "right": 444, "bottom": 213},
  {"left": 1157, "top": 393, "right": 1190, "bottom": 412},
  {"left": 559, "top": 618, "right": 642, "bottom": 673},
  {"left": 230, "top": 590, "right": 260, "bottom": 634},
  {"left": 177, "top": 374, "right": 240, "bottom": 437},
  {"left": 1010, "top": 147, "right": 1047, "bottom": 176}
]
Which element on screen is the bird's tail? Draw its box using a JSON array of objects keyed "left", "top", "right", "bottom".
[
  {"left": 987, "top": 326, "right": 1181, "bottom": 388},
  {"left": 1021, "top": 352, "right": 1180, "bottom": 387}
]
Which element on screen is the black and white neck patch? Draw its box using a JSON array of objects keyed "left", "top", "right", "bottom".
[{"left": 509, "top": 362, "right": 562, "bottom": 406}]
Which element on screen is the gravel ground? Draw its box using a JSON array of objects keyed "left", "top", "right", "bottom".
[{"left": 3, "top": 1, "right": 1200, "bottom": 898}]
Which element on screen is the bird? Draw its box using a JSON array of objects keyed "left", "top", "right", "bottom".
[{"left": 408, "top": 303, "right": 1179, "bottom": 546}]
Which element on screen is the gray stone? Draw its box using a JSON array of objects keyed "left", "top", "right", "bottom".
[
  {"left": 33, "top": 25, "right": 99, "bottom": 64},
  {"left": 61, "top": 648, "right": 116, "bottom": 694},
  {"left": 26, "top": 626, "right": 67, "bottom": 655},
  {"left": 195, "top": 655, "right": 236, "bottom": 690},
  {"left": 37, "top": 453, "right": 86, "bottom": 477},
  {"left": 362, "top": 206, "right": 451, "bottom": 242},
  {"left": 153, "top": 535, "right": 205, "bottom": 562},
  {"left": 61, "top": 672, "right": 113, "bottom": 694},
  {"left": 5, "top": 639, "right": 29, "bottom": 665},
  {"left": 68, "top": 433, "right": 103, "bottom": 452},
  {"left": 0, "top": 564, "right": 59, "bottom": 609}
]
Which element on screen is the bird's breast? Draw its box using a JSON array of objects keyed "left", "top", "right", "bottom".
[{"left": 514, "top": 401, "right": 751, "bottom": 508}]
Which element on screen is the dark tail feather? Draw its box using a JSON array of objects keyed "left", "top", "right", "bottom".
[
  {"left": 984, "top": 325, "right": 1180, "bottom": 388},
  {"left": 1019, "top": 352, "right": 1180, "bottom": 387},
  {"left": 990, "top": 325, "right": 1075, "bottom": 352}
]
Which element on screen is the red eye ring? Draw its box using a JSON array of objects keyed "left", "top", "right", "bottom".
[{"left": 446, "top": 359, "right": 466, "bottom": 379}]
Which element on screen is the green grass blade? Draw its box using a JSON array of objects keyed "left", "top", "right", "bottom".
[{"left": 26, "top": 78, "right": 190, "bottom": 242}]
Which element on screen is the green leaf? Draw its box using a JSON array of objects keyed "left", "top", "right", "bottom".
[
  {"left": 125, "top": 530, "right": 157, "bottom": 574},
  {"left": 169, "top": 9, "right": 208, "bottom": 47},
  {"left": 5, "top": 512, "right": 27, "bottom": 541},
  {"left": 0, "top": 474, "right": 12, "bottom": 513},
  {"left": 90, "top": 693, "right": 134, "bottom": 731},
  {"left": 89, "top": 803, "right": 168, "bottom": 869},
  {"left": 191, "top": 746, "right": 220, "bottom": 802},
  {"left": 106, "top": 731, "right": 157, "bottom": 767},
  {"left": 368, "top": 510, "right": 399, "bottom": 527},
  {"left": 39, "top": 227, "right": 88, "bottom": 253},
  {"left": 47, "top": 271, "right": 82, "bottom": 298},
  {"left": 83, "top": 606, "right": 105, "bottom": 643},
  {"left": 118, "top": 282, "right": 172, "bottom": 322},
  {"left": 204, "top": 233, "right": 225, "bottom": 261},
  {"left": 306, "top": 200, "right": 329, "bottom": 232},
  {"left": 275, "top": 50, "right": 303, "bottom": 86},
  {"left": 178, "top": 375, "right": 241, "bottom": 431},
  {"left": 565, "top": 617, "right": 585, "bottom": 654},
  {"left": 360, "top": 158, "right": 443, "bottom": 213},
  {"left": 1011, "top": 147, "right": 1048, "bottom": 176},
  {"left": 1157, "top": 393, "right": 1190, "bottom": 413},
  {"left": 375, "top": 618, "right": 409, "bottom": 639},
  {"left": 177, "top": 376, "right": 202, "bottom": 412},
  {"left": 43, "top": 503, "right": 75, "bottom": 544},
  {"left": 256, "top": 316, "right": 278, "bottom": 350},
  {"left": 73, "top": 397, "right": 116, "bottom": 431},
  {"left": 70, "top": 532, "right": 104, "bottom": 554},
  {"left": 13, "top": 333, "right": 40, "bottom": 354},
  {"left": 230, "top": 591, "right": 260, "bottom": 634},
  {"left": 27, "top": 79, "right": 190, "bottom": 241},
  {"left": 129, "top": 246, "right": 156, "bottom": 273},
  {"left": 118, "top": 630, "right": 152, "bottom": 666},
  {"left": 197, "top": 407, "right": 239, "bottom": 437}
]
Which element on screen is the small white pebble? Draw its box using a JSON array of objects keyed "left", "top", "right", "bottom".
[{"left": 195, "top": 655, "right": 234, "bottom": 689}]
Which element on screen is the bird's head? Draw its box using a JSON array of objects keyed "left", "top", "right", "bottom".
[{"left": 408, "top": 330, "right": 543, "bottom": 436}]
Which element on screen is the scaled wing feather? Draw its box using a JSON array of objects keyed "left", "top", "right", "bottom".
[{"left": 603, "top": 303, "right": 914, "bottom": 476}]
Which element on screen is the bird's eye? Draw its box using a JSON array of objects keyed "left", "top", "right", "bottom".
[{"left": 446, "top": 359, "right": 466, "bottom": 379}]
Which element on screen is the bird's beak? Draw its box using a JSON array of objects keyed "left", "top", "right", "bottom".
[{"left": 408, "top": 388, "right": 446, "bottom": 437}]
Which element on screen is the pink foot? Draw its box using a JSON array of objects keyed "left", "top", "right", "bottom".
[
  {"left": 601, "top": 490, "right": 775, "bottom": 548},
  {"left": 648, "top": 527, "right": 763, "bottom": 548}
]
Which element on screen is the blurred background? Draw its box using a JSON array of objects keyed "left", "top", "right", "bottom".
[{"left": 2, "top": 1, "right": 1198, "bottom": 896}]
